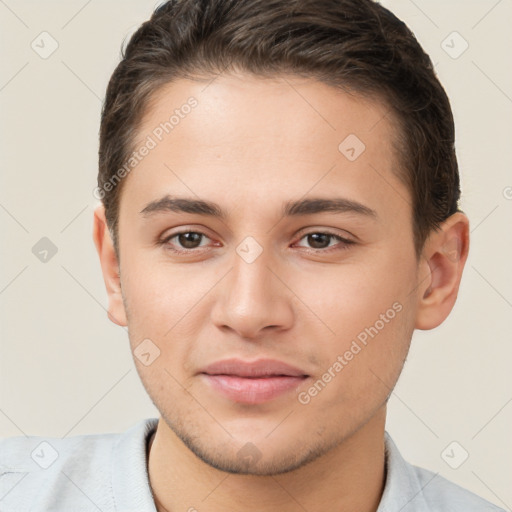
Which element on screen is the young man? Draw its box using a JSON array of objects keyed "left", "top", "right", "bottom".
[{"left": 0, "top": 0, "right": 505, "bottom": 511}]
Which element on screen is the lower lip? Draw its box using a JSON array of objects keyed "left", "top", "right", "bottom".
[{"left": 202, "top": 374, "right": 307, "bottom": 404}]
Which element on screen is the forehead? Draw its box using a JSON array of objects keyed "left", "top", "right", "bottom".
[
  {"left": 121, "top": 72, "right": 407, "bottom": 222},
  {"left": 138, "top": 72, "right": 395, "bottom": 155}
]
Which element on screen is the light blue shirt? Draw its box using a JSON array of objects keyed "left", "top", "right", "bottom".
[{"left": 0, "top": 418, "right": 505, "bottom": 511}]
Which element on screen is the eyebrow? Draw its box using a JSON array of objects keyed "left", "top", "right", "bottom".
[{"left": 139, "top": 195, "right": 377, "bottom": 220}]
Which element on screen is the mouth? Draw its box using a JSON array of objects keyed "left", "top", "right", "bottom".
[{"left": 199, "top": 358, "right": 309, "bottom": 404}]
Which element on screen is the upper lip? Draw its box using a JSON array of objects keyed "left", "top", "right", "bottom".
[{"left": 201, "top": 358, "right": 308, "bottom": 378}]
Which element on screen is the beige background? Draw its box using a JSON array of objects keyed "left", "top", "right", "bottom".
[{"left": 1, "top": 0, "right": 511, "bottom": 508}]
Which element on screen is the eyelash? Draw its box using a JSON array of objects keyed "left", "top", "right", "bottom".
[{"left": 159, "top": 229, "right": 355, "bottom": 255}]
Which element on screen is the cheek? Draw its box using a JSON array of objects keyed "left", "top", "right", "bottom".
[
  {"left": 120, "top": 255, "right": 216, "bottom": 373},
  {"left": 298, "top": 254, "right": 413, "bottom": 334},
  {"left": 300, "top": 301, "right": 413, "bottom": 425},
  {"left": 122, "top": 256, "right": 193, "bottom": 320},
  {"left": 299, "top": 254, "right": 416, "bottom": 400}
]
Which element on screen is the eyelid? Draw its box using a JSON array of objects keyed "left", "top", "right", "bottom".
[
  {"left": 160, "top": 225, "right": 214, "bottom": 240},
  {"left": 294, "top": 226, "right": 355, "bottom": 241},
  {"left": 292, "top": 231, "right": 355, "bottom": 253}
]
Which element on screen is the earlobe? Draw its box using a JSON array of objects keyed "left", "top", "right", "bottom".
[
  {"left": 414, "top": 212, "right": 470, "bottom": 330},
  {"left": 92, "top": 204, "right": 128, "bottom": 327}
]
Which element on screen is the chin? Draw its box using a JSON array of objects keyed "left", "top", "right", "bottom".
[{"left": 162, "top": 411, "right": 341, "bottom": 476}]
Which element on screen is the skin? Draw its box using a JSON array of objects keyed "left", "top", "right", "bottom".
[{"left": 93, "top": 72, "right": 469, "bottom": 512}]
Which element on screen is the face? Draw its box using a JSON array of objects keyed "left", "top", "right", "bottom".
[{"left": 112, "top": 73, "right": 422, "bottom": 474}]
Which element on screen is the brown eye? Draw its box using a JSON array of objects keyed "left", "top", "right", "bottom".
[
  {"left": 176, "top": 232, "right": 204, "bottom": 249},
  {"left": 161, "top": 230, "right": 212, "bottom": 252},
  {"left": 294, "top": 231, "right": 355, "bottom": 252},
  {"left": 306, "top": 233, "right": 332, "bottom": 249}
]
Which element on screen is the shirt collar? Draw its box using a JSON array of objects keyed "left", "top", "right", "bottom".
[
  {"left": 377, "top": 431, "right": 434, "bottom": 512},
  {"left": 111, "top": 417, "right": 159, "bottom": 512}
]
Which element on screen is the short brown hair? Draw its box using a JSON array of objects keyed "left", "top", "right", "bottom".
[{"left": 98, "top": 0, "right": 460, "bottom": 259}]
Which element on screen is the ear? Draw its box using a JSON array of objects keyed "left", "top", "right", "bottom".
[
  {"left": 92, "top": 204, "right": 127, "bottom": 327},
  {"left": 414, "top": 212, "right": 470, "bottom": 330}
]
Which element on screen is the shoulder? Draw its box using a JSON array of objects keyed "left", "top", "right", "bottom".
[
  {"left": 410, "top": 463, "right": 505, "bottom": 512},
  {"left": 0, "top": 418, "right": 158, "bottom": 512},
  {"left": 1, "top": 428, "right": 119, "bottom": 472},
  {"left": 380, "top": 432, "right": 506, "bottom": 512}
]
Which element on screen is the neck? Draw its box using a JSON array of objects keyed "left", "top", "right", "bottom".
[{"left": 148, "top": 407, "right": 387, "bottom": 512}]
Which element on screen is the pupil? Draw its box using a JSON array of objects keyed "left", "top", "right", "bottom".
[
  {"left": 309, "top": 233, "right": 329, "bottom": 249},
  {"left": 179, "top": 232, "right": 201, "bottom": 248}
]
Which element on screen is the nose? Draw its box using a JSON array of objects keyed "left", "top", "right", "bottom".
[{"left": 210, "top": 246, "right": 294, "bottom": 340}]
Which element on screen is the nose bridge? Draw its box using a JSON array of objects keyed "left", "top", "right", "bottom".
[
  {"left": 232, "top": 246, "right": 275, "bottom": 305},
  {"left": 211, "top": 239, "right": 293, "bottom": 337}
]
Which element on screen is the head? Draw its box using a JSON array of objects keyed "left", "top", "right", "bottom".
[{"left": 93, "top": 0, "right": 469, "bottom": 475}]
